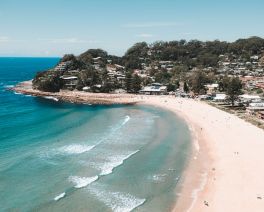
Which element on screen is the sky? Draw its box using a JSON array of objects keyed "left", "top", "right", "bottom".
[{"left": 0, "top": 0, "right": 264, "bottom": 57}]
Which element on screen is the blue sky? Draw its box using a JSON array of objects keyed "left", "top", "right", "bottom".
[{"left": 0, "top": 0, "right": 264, "bottom": 57}]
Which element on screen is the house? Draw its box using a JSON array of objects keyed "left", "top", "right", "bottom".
[
  {"left": 114, "top": 64, "right": 125, "bottom": 70},
  {"left": 60, "top": 76, "right": 78, "bottom": 90},
  {"left": 250, "top": 55, "right": 259, "bottom": 61},
  {"left": 92, "top": 57, "right": 103, "bottom": 70},
  {"left": 246, "top": 104, "right": 264, "bottom": 115},
  {"left": 213, "top": 93, "right": 227, "bottom": 102},
  {"left": 239, "top": 94, "right": 261, "bottom": 103},
  {"left": 205, "top": 83, "right": 219, "bottom": 94},
  {"left": 55, "top": 61, "right": 70, "bottom": 71},
  {"left": 140, "top": 83, "right": 167, "bottom": 95}
]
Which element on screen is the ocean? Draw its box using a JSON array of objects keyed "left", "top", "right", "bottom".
[{"left": 0, "top": 58, "right": 192, "bottom": 212}]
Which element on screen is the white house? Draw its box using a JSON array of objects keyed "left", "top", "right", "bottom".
[
  {"left": 60, "top": 76, "right": 78, "bottom": 90},
  {"left": 214, "top": 93, "right": 227, "bottom": 102},
  {"left": 140, "top": 83, "right": 167, "bottom": 95}
]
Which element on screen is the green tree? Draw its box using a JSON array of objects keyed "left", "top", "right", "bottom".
[
  {"left": 190, "top": 71, "right": 208, "bottom": 94},
  {"left": 167, "top": 83, "right": 176, "bottom": 92},
  {"left": 132, "top": 74, "right": 142, "bottom": 93},
  {"left": 33, "top": 70, "right": 62, "bottom": 92},
  {"left": 125, "top": 72, "right": 133, "bottom": 93},
  {"left": 183, "top": 82, "right": 189, "bottom": 93},
  {"left": 226, "top": 77, "right": 243, "bottom": 106},
  {"left": 175, "top": 80, "right": 180, "bottom": 89}
]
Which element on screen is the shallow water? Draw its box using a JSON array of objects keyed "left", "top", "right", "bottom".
[{"left": 0, "top": 58, "right": 192, "bottom": 212}]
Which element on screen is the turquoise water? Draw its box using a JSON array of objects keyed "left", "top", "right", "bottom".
[{"left": 0, "top": 58, "right": 192, "bottom": 212}]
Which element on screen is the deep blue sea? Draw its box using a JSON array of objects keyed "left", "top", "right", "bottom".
[{"left": 0, "top": 58, "right": 191, "bottom": 212}]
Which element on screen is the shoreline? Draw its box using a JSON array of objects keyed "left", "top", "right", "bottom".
[
  {"left": 141, "top": 97, "right": 213, "bottom": 212},
  {"left": 144, "top": 96, "right": 264, "bottom": 211},
  {"left": 10, "top": 81, "right": 264, "bottom": 211},
  {"left": 10, "top": 80, "right": 140, "bottom": 105}
]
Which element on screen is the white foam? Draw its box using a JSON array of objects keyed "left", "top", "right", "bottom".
[
  {"left": 69, "top": 175, "right": 98, "bottom": 188},
  {"left": 186, "top": 172, "right": 208, "bottom": 212},
  {"left": 60, "top": 144, "right": 95, "bottom": 155},
  {"left": 151, "top": 174, "right": 167, "bottom": 182},
  {"left": 89, "top": 188, "right": 145, "bottom": 212},
  {"left": 95, "top": 115, "right": 131, "bottom": 146},
  {"left": 109, "top": 192, "right": 145, "bottom": 212},
  {"left": 14, "top": 92, "right": 22, "bottom": 95},
  {"left": 99, "top": 150, "right": 139, "bottom": 176},
  {"left": 43, "top": 96, "right": 59, "bottom": 102},
  {"left": 121, "top": 115, "right": 130, "bottom": 126},
  {"left": 54, "top": 192, "right": 66, "bottom": 201},
  {"left": 4, "top": 85, "right": 14, "bottom": 88}
]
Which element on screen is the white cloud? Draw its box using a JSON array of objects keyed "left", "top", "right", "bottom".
[
  {"left": 38, "top": 38, "right": 100, "bottom": 44},
  {"left": 122, "top": 22, "right": 183, "bottom": 28},
  {"left": 136, "top": 33, "right": 154, "bottom": 38},
  {"left": 0, "top": 36, "right": 9, "bottom": 43}
]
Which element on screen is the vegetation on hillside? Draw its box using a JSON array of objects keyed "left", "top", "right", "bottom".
[{"left": 32, "top": 37, "right": 264, "bottom": 95}]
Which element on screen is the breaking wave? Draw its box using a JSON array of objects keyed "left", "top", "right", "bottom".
[
  {"left": 69, "top": 175, "right": 98, "bottom": 188},
  {"left": 99, "top": 150, "right": 139, "bottom": 176},
  {"left": 43, "top": 96, "right": 59, "bottom": 102},
  {"left": 54, "top": 192, "right": 66, "bottom": 201},
  {"left": 89, "top": 187, "right": 146, "bottom": 212},
  {"left": 59, "top": 144, "right": 95, "bottom": 155},
  {"left": 121, "top": 115, "right": 130, "bottom": 126}
]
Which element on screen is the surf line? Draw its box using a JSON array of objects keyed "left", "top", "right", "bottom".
[{"left": 53, "top": 175, "right": 99, "bottom": 202}]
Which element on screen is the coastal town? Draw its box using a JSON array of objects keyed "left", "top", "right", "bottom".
[
  {"left": 27, "top": 37, "right": 264, "bottom": 128},
  {"left": 3, "top": 0, "right": 264, "bottom": 211}
]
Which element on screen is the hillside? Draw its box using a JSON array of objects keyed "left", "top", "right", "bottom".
[{"left": 32, "top": 36, "right": 264, "bottom": 93}]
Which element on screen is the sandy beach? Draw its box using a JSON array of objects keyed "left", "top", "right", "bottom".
[
  {"left": 11, "top": 82, "right": 264, "bottom": 211},
  {"left": 142, "top": 96, "right": 264, "bottom": 212}
]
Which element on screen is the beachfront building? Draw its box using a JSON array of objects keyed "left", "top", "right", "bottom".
[
  {"left": 140, "top": 83, "right": 167, "bottom": 95},
  {"left": 213, "top": 93, "right": 227, "bottom": 102},
  {"left": 239, "top": 94, "right": 261, "bottom": 104},
  {"left": 60, "top": 76, "right": 78, "bottom": 90},
  {"left": 92, "top": 57, "right": 102, "bottom": 70},
  {"left": 246, "top": 102, "right": 264, "bottom": 115},
  {"left": 205, "top": 83, "right": 219, "bottom": 94}
]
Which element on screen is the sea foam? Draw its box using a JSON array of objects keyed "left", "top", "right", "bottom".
[
  {"left": 99, "top": 150, "right": 139, "bottom": 176},
  {"left": 95, "top": 115, "right": 131, "bottom": 146},
  {"left": 121, "top": 115, "right": 130, "bottom": 126},
  {"left": 108, "top": 192, "right": 145, "bottom": 212},
  {"left": 4, "top": 85, "right": 14, "bottom": 88},
  {"left": 150, "top": 174, "right": 167, "bottom": 182},
  {"left": 60, "top": 144, "right": 95, "bottom": 155},
  {"left": 89, "top": 187, "right": 145, "bottom": 212},
  {"left": 43, "top": 96, "right": 59, "bottom": 102},
  {"left": 54, "top": 192, "right": 66, "bottom": 201},
  {"left": 69, "top": 175, "right": 98, "bottom": 188}
]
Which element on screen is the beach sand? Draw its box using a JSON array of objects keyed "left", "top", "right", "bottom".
[
  {"left": 11, "top": 82, "right": 264, "bottom": 211},
  {"left": 142, "top": 96, "right": 264, "bottom": 212}
]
